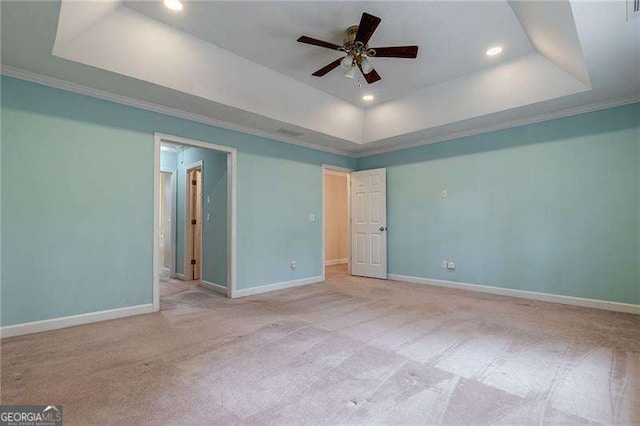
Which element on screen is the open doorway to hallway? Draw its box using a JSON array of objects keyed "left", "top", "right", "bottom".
[
  {"left": 155, "top": 135, "right": 236, "bottom": 307},
  {"left": 323, "top": 166, "right": 351, "bottom": 280}
]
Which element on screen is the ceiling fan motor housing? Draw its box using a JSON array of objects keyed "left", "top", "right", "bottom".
[
  {"left": 343, "top": 25, "right": 360, "bottom": 48},
  {"left": 343, "top": 25, "right": 376, "bottom": 67}
]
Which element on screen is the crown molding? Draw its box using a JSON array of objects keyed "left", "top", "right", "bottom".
[
  {"left": 353, "top": 94, "right": 640, "bottom": 158},
  {"left": 0, "top": 65, "right": 353, "bottom": 157},
  {"left": 3, "top": 65, "right": 637, "bottom": 161}
]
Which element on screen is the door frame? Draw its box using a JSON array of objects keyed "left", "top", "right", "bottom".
[
  {"left": 184, "top": 161, "right": 203, "bottom": 281},
  {"left": 322, "top": 164, "right": 354, "bottom": 281},
  {"left": 153, "top": 132, "right": 238, "bottom": 311},
  {"left": 159, "top": 168, "right": 177, "bottom": 279}
]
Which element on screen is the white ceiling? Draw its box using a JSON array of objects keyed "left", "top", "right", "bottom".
[
  {"left": 1, "top": 1, "right": 638, "bottom": 157},
  {"left": 123, "top": 1, "right": 535, "bottom": 106}
]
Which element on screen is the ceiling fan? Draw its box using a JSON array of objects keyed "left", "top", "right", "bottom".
[{"left": 297, "top": 12, "right": 419, "bottom": 84}]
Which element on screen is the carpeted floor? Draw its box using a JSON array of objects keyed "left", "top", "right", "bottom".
[
  {"left": 159, "top": 277, "right": 201, "bottom": 296},
  {"left": 2, "top": 265, "right": 639, "bottom": 424}
]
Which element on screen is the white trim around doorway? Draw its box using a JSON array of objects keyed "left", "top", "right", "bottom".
[{"left": 153, "top": 132, "right": 238, "bottom": 311}]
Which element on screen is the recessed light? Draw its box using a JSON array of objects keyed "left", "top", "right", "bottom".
[
  {"left": 164, "top": 0, "right": 183, "bottom": 11},
  {"left": 362, "top": 95, "right": 374, "bottom": 101},
  {"left": 486, "top": 46, "right": 503, "bottom": 57}
]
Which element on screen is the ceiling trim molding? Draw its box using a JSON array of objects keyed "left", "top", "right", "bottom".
[
  {"left": 354, "top": 94, "right": 640, "bottom": 158},
  {"left": 0, "top": 65, "right": 352, "bottom": 157},
  {"left": 2, "top": 65, "right": 637, "bottom": 161}
]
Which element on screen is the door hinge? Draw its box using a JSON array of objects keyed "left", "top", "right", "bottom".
[
  {"left": 191, "top": 219, "right": 197, "bottom": 225},
  {"left": 191, "top": 259, "right": 196, "bottom": 265}
]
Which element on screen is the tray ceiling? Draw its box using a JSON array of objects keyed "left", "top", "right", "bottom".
[
  {"left": 2, "top": 1, "right": 637, "bottom": 156},
  {"left": 123, "top": 1, "right": 535, "bottom": 106}
]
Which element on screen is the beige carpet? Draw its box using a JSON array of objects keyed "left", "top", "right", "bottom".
[
  {"left": 2, "top": 265, "right": 639, "bottom": 425},
  {"left": 159, "top": 277, "right": 201, "bottom": 296}
]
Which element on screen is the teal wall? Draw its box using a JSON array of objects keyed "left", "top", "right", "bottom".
[
  {"left": 2, "top": 73, "right": 638, "bottom": 329},
  {"left": 160, "top": 150, "right": 177, "bottom": 170},
  {"left": 357, "top": 103, "right": 640, "bottom": 305},
  {"left": 174, "top": 147, "right": 228, "bottom": 286},
  {"left": 1, "top": 76, "right": 354, "bottom": 326}
]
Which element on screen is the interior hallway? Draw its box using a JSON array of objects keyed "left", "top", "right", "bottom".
[
  {"left": 159, "top": 277, "right": 201, "bottom": 296},
  {"left": 2, "top": 272, "right": 639, "bottom": 424},
  {"left": 325, "top": 263, "right": 349, "bottom": 280}
]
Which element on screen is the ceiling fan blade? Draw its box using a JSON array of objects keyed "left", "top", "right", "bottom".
[
  {"left": 297, "top": 36, "right": 342, "bottom": 51},
  {"left": 355, "top": 12, "right": 381, "bottom": 45},
  {"left": 358, "top": 63, "right": 382, "bottom": 84},
  {"left": 312, "top": 58, "right": 343, "bottom": 77},
  {"left": 371, "top": 46, "right": 419, "bottom": 58}
]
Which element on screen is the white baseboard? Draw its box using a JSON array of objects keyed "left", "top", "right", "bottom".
[
  {"left": 175, "top": 273, "right": 186, "bottom": 280},
  {"left": 325, "top": 258, "right": 348, "bottom": 266},
  {"left": 234, "top": 276, "right": 324, "bottom": 298},
  {"left": 200, "top": 280, "right": 228, "bottom": 295},
  {"left": 0, "top": 304, "right": 155, "bottom": 339},
  {"left": 388, "top": 274, "right": 640, "bottom": 315}
]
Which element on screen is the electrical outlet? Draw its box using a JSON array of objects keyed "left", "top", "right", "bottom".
[
  {"left": 447, "top": 261, "right": 456, "bottom": 270},
  {"left": 290, "top": 260, "right": 297, "bottom": 270},
  {"left": 441, "top": 260, "right": 448, "bottom": 268},
  {"left": 441, "top": 189, "right": 448, "bottom": 198},
  {"left": 308, "top": 213, "right": 316, "bottom": 222}
]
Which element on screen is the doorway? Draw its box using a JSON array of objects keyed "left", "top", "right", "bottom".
[
  {"left": 323, "top": 165, "right": 352, "bottom": 280},
  {"left": 154, "top": 133, "right": 237, "bottom": 311},
  {"left": 322, "top": 165, "right": 388, "bottom": 281}
]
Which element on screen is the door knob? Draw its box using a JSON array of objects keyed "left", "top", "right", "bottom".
[{"left": 379, "top": 226, "right": 387, "bottom": 232}]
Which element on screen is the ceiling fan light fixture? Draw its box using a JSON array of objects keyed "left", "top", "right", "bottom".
[
  {"left": 360, "top": 57, "right": 374, "bottom": 74},
  {"left": 345, "top": 66, "right": 356, "bottom": 79},
  {"left": 164, "top": 0, "right": 183, "bottom": 11},
  {"left": 340, "top": 56, "right": 353, "bottom": 70}
]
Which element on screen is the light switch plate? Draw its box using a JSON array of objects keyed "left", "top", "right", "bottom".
[
  {"left": 308, "top": 213, "right": 316, "bottom": 222},
  {"left": 441, "top": 189, "right": 448, "bottom": 198}
]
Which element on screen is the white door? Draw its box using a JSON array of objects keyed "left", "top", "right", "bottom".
[
  {"left": 350, "top": 168, "right": 387, "bottom": 279},
  {"left": 188, "top": 168, "right": 202, "bottom": 280}
]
